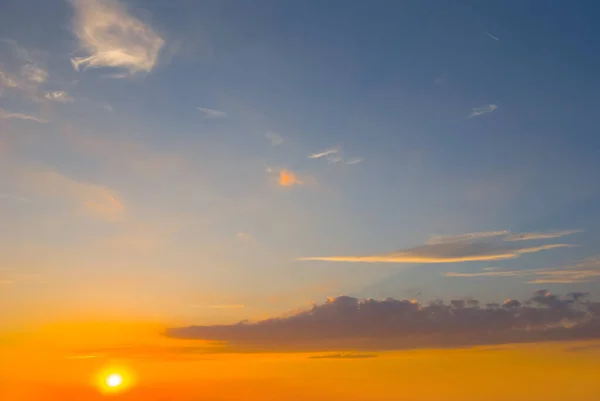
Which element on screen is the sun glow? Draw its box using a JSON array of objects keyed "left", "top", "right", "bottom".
[
  {"left": 95, "top": 367, "right": 135, "bottom": 394},
  {"left": 105, "top": 373, "right": 123, "bottom": 388}
]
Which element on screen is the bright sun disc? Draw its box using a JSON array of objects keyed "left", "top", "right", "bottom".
[{"left": 105, "top": 373, "right": 123, "bottom": 388}]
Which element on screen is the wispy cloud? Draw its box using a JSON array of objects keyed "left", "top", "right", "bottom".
[
  {"left": 44, "top": 91, "right": 74, "bottom": 103},
  {"left": 309, "top": 147, "right": 362, "bottom": 165},
  {"left": 504, "top": 230, "right": 582, "bottom": 242},
  {"left": 168, "top": 291, "right": 600, "bottom": 352},
  {"left": 20, "top": 169, "right": 124, "bottom": 220},
  {"left": 69, "top": 0, "right": 165, "bottom": 76},
  {"left": 265, "top": 131, "right": 283, "bottom": 146},
  {"left": 197, "top": 107, "right": 227, "bottom": 118},
  {"left": 484, "top": 32, "right": 500, "bottom": 42},
  {"left": 21, "top": 63, "right": 48, "bottom": 84},
  {"left": 0, "top": 193, "right": 32, "bottom": 204},
  {"left": 0, "top": 68, "right": 18, "bottom": 88},
  {"left": 309, "top": 148, "right": 338, "bottom": 159},
  {"left": 0, "top": 108, "right": 47, "bottom": 123},
  {"left": 299, "top": 229, "right": 576, "bottom": 264},
  {"left": 446, "top": 257, "right": 600, "bottom": 284},
  {"left": 469, "top": 104, "right": 498, "bottom": 118},
  {"left": 279, "top": 169, "right": 302, "bottom": 187}
]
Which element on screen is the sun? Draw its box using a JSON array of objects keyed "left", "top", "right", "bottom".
[{"left": 105, "top": 373, "right": 123, "bottom": 388}]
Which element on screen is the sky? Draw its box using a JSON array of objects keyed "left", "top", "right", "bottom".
[{"left": 1, "top": 1, "right": 600, "bottom": 400}]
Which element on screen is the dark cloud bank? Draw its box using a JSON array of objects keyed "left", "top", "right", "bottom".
[{"left": 168, "top": 291, "right": 600, "bottom": 352}]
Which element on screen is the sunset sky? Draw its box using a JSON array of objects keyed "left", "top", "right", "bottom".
[{"left": 1, "top": 1, "right": 600, "bottom": 400}]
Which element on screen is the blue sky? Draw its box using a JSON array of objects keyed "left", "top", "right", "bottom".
[{"left": 1, "top": 0, "right": 600, "bottom": 328}]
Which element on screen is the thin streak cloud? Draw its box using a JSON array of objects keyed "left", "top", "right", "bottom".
[
  {"left": 309, "top": 148, "right": 338, "bottom": 159},
  {"left": 299, "top": 229, "right": 576, "bottom": 264},
  {"left": 69, "top": 0, "right": 165, "bottom": 76},
  {"left": 469, "top": 104, "right": 498, "bottom": 118},
  {"left": 504, "top": 230, "right": 582, "bottom": 242},
  {"left": 0, "top": 108, "right": 47, "bottom": 123},
  {"left": 197, "top": 107, "right": 227, "bottom": 118},
  {"left": 485, "top": 32, "right": 500, "bottom": 41}
]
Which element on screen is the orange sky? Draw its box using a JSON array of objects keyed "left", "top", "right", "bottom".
[{"left": 2, "top": 321, "right": 599, "bottom": 401}]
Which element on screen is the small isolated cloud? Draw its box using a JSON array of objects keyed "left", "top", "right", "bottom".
[
  {"left": 0, "top": 108, "right": 47, "bottom": 123},
  {"left": 445, "top": 257, "right": 600, "bottom": 284},
  {"left": 197, "top": 107, "right": 227, "bottom": 118},
  {"left": 309, "top": 147, "right": 362, "bottom": 165},
  {"left": 279, "top": 169, "right": 302, "bottom": 187},
  {"left": 265, "top": 131, "right": 283, "bottom": 146},
  {"left": 44, "top": 91, "right": 74, "bottom": 103},
  {"left": 469, "top": 104, "right": 498, "bottom": 118},
  {"left": 69, "top": 0, "right": 165, "bottom": 76},
  {"left": 299, "top": 229, "right": 576, "bottom": 264},
  {"left": 309, "top": 148, "right": 338, "bottom": 159},
  {"left": 20, "top": 169, "right": 124, "bottom": 220},
  {"left": 168, "top": 291, "right": 600, "bottom": 352},
  {"left": 308, "top": 353, "right": 378, "bottom": 360},
  {"left": 485, "top": 32, "right": 500, "bottom": 41}
]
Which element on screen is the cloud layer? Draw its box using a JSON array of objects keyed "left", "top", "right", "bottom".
[
  {"left": 168, "top": 290, "right": 600, "bottom": 352},
  {"left": 299, "top": 229, "right": 578, "bottom": 264},
  {"left": 446, "top": 257, "right": 600, "bottom": 284},
  {"left": 69, "top": 0, "right": 164, "bottom": 76}
]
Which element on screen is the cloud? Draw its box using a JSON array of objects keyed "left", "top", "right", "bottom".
[
  {"left": 308, "top": 353, "right": 378, "bottom": 360},
  {"left": 446, "top": 257, "right": 600, "bottom": 284},
  {"left": 0, "top": 108, "right": 47, "bottom": 123},
  {"left": 69, "top": 0, "right": 165, "bottom": 76},
  {"left": 469, "top": 104, "right": 498, "bottom": 118},
  {"left": 265, "top": 131, "right": 283, "bottom": 146},
  {"left": 0, "top": 193, "right": 32, "bottom": 204},
  {"left": 20, "top": 169, "right": 124, "bottom": 220},
  {"left": 44, "top": 91, "right": 74, "bottom": 103},
  {"left": 503, "top": 230, "right": 582, "bottom": 242},
  {"left": 309, "top": 148, "right": 338, "bottom": 159},
  {"left": 167, "top": 291, "right": 600, "bottom": 352},
  {"left": 21, "top": 63, "right": 48, "bottom": 84},
  {"left": 0, "top": 68, "right": 18, "bottom": 88},
  {"left": 484, "top": 32, "right": 500, "bottom": 41},
  {"left": 279, "top": 169, "right": 302, "bottom": 187},
  {"left": 197, "top": 107, "right": 227, "bottom": 118},
  {"left": 300, "top": 229, "right": 579, "bottom": 264},
  {"left": 346, "top": 158, "right": 363, "bottom": 165},
  {"left": 309, "top": 147, "right": 362, "bottom": 165}
]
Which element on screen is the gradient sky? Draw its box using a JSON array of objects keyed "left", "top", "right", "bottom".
[
  {"left": 2, "top": 1, "right": 600, "bottom": 400},
  {"left": 2, "top": 0, "right": 600, "bottom": 328}
]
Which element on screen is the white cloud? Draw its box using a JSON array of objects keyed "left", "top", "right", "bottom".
[
  {"left": 309, "top": 148, "right": 338, "bottom": 159},
  {"left": 0, "top": 108, "right": 47, "bottom": 123},
  {"left": 265, "top": 131, "right": 283, "bottom": 146},
  {"left": 69, "top": 0, "right": 165, "bottom": 76},
  {"left": 468, "top": 104, "right": 498, "bottom": 118},
  {"left": 485, "top": 32, "right": 500, "bottom": 42},
  {"left": 197, "top": 107, "right": 227, "bottom": 118},
  {"left": 44, "top": 91, "right": 74, "bottom": 103}
]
